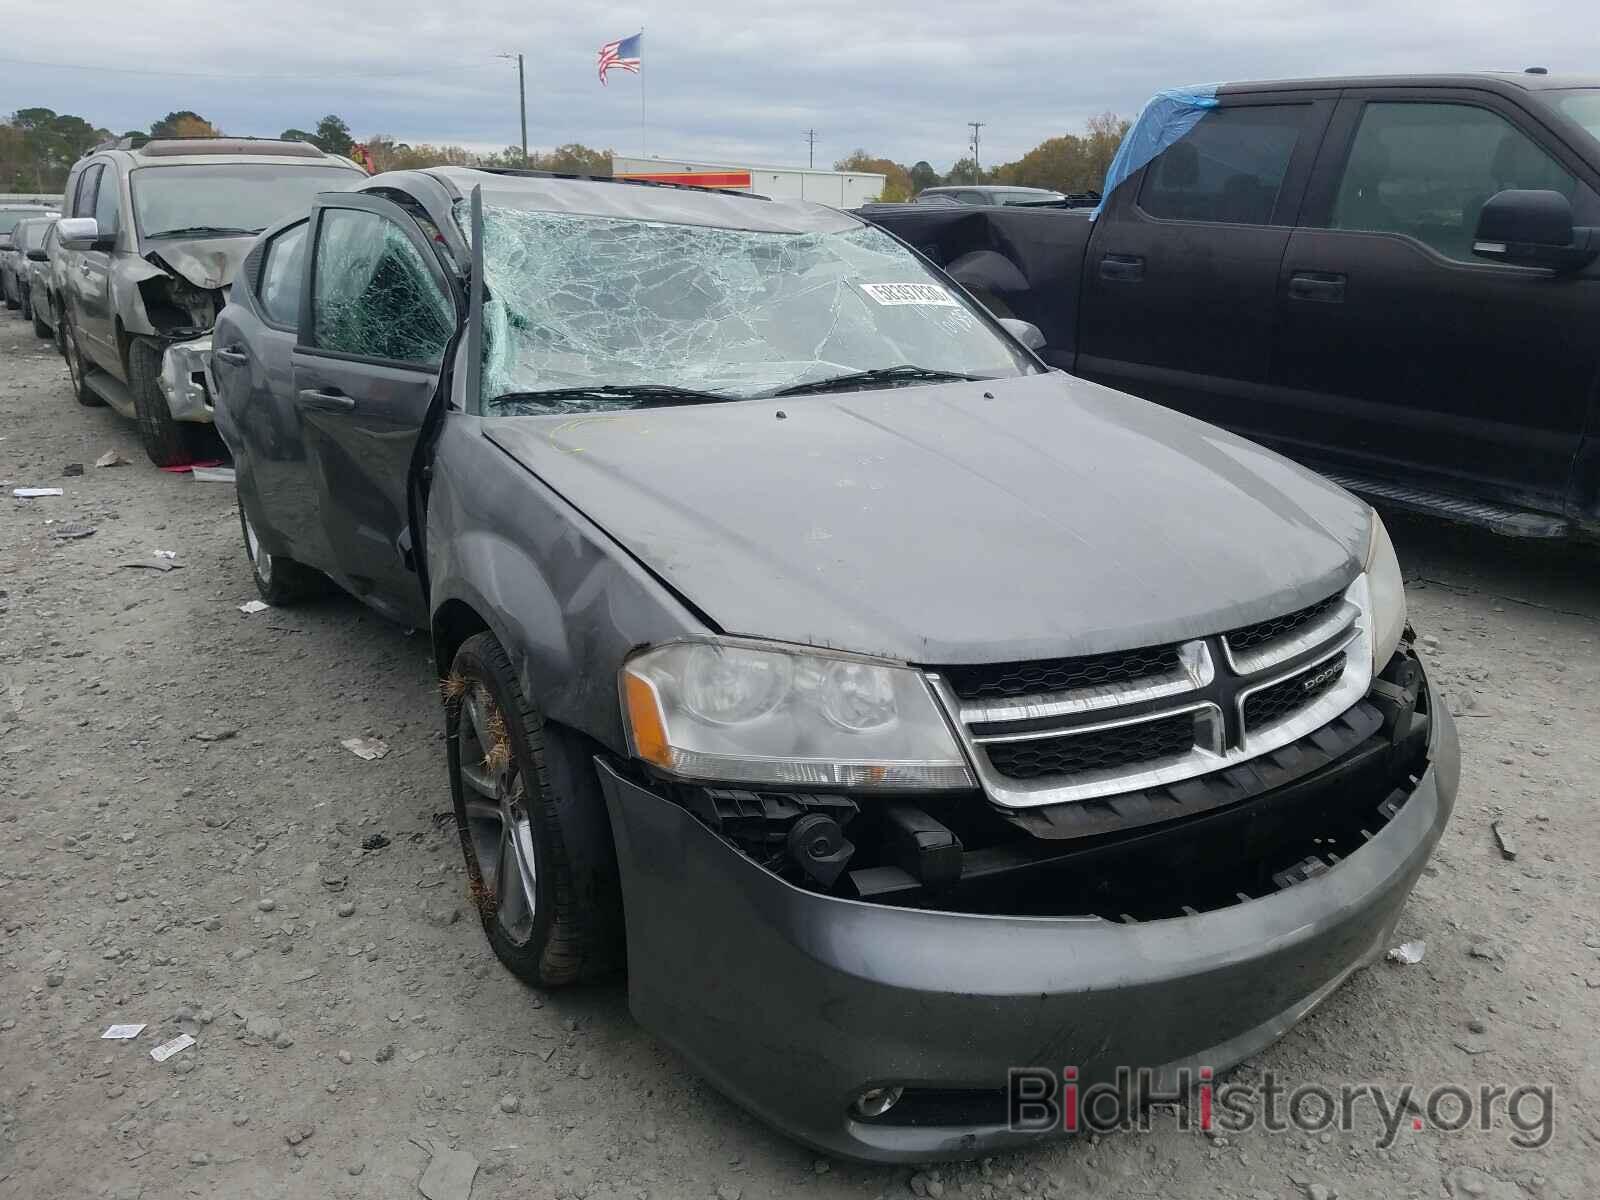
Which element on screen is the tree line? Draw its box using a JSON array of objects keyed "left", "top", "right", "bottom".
[{"left": 3, "top": 105, "right": 1127, "bottom": 201}]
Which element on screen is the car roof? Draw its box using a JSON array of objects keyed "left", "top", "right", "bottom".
[
  {"left": 386, "top": 166, "right": 863, "bottom": 235},
  {"left": 1220, "top": 71, "right": 1600, "bottom": 95},
  {"left": 83, "top": 138, "right": 365, "bottom": 172}
]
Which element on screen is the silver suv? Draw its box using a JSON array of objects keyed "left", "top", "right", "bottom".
[{"left": 56, "top": 137, "right": 365, "bottom": 465}]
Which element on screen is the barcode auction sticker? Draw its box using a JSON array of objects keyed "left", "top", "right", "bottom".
[{"left": 859, "top": 282, "right": 959, "bottom": 307}]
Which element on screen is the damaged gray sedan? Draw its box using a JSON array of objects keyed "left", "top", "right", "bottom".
[{"left": 211, "top": 167, "right": 1458, "bottom": 1162}]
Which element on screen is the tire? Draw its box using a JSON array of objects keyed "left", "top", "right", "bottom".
[
  {"left": 62, "top": 317, "right": 104, "bottom": 407},
  {"left": 446, "top": 632, "right": 624, "bottom": 988},
  {"left": 128, "top": 336, "right": 220, "bottom": 467},
  {"left": 32, "top": 308, "right": 50, "bottom": 339},
  {"left": 20, "top": 291, "right": 32, "bottom": 321},
  {"left": 238, "top": 495, "right": 326, "bottom": 605}
]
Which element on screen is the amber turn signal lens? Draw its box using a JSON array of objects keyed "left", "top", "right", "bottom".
[{"left": 623, "top": 671, "right": 672, "bottom": 768}]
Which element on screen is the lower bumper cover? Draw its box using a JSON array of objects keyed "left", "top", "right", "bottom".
[
  {"left": 597, "top": 706, "right": 1458, "bottom": 1163},
  {"left": 158, "top": 336, "right": 215, "bottom": 424}
]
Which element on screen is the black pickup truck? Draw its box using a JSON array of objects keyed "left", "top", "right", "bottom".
[{"left": 861, "top": 73, "right": 1600, "bottom": 538}]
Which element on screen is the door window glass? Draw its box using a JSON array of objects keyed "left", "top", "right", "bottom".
[
  {"left": 74, "top": 165, "right": 103, "bottom": 218},
  {"left": 1139, "top": 105, "right": 1307, "bottom": 224},
  {"left": 1331, "top": 102, "right": 1575, "bottom": 262},
  {"left": 310, "top": 208, "right": 453, "bottom": 363},
  {"left": 92, "top": 167, "right": 119, "bottom": 234},
  {"left": 259, "top": 222, "right": 308, "bottom": 327}
]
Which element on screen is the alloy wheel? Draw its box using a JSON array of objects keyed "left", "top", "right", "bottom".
[{"left": 457, "top": 683, "right": 539, "bottom": 945}]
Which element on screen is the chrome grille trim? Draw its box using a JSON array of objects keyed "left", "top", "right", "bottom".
[
  {"left": 959, "top": 640, "right": 1212, "bottom": 727},
  {"left": 930, "top": 575, "right": 1374, "bottom": 810},
  {"left": 1223, "top": 598, "right": 1358, "bottom": 677}
]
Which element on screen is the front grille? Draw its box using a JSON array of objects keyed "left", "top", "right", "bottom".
[
  {"left": 1244, "top": 653, "right": 1348, "bottom": 731},
  {"left": 940, "top": 644, "right": 1180, "bottom": 701},
  {"left": 1225, "top": 593, "right": 1343, "bottom": 653},
  {"left": 986, "top": 712, "right": 1197, "bottom": 780}
]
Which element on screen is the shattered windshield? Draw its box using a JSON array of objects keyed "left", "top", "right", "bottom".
[
  {"left": 464, "top": 204, "right": 1037, "bottom": 413},
  {"left": 131, "top": 165, "right": 364, "bottom": 240}
]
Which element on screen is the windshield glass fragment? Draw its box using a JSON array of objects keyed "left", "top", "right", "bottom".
[
  {"left": 463, "top": 204, "right": 1037, "bottom": 414},
  {"left": 131, "top": 165, "right": 363, "bottom": 240}
]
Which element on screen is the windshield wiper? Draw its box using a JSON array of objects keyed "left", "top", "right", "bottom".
[
  {"left": 143, "top": 225, "right": 263, "bottom": 240},
  {"left": 770, "top": 365, "right": 982, "bottom": 397},
  {"left": 490, "top": 384, "right": 735, "bottom": 410}
]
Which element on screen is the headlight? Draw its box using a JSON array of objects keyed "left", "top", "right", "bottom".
[
  {"left": 1364, "top": 510, "right": 1407, "bottom": 674},
  {"left": 621, "top": 639, "right": 975, "bottom": 790}
]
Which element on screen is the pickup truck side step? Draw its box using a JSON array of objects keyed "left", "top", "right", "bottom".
[
  {"left": 83, "top": 368, "right": 138, "bottom": 420},
  {"left": 1320, "top": 472, "right": 1570, "bottom": 539}
]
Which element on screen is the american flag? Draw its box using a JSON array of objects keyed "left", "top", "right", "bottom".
[{"left": 597, "top": 32, "right": 641, "bottom": 85}]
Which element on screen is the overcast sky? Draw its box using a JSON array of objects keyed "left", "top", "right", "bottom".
[{"left": 3, "top": 0, "right": 1592, "bottom": 169}]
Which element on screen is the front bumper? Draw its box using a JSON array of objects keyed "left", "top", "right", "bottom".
[
  {"left": 157, "top": 336, "right": 215, "bottom": 424},
  {"left": 597, "top": 700, "right": 1458, "bottom": 1163}
]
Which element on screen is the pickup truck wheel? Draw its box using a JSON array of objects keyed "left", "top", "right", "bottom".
[
  {"left": 238, "top": 497, "right": 326, "bottom": 605},
  {"left": 62, "top": 318, "right": 104, "bottom": 407},
  {"left": 32, "top": 306, "right": 50, "bottom": 339},
  {"left": 447, "top": 633, "right": 623, "bottom": 988},
  {"left": 128, "top": 337, "right": 215, "bottom": 467},
  {"left": 20, "top": 291, "right": 32, "bottom": 321}
]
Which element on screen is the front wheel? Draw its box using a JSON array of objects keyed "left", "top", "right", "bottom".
[
  {"left": 128, "top": 337, "right": 223, "bottom": 467},
  {"left": 446, "top": 633, "right": 623, "bottom": 988},
  {"left": 238, "top": 495, "right": 327, "bottom": 605},
  {"left": 62, "top": 317, "right": 103, "bottom": 407}
]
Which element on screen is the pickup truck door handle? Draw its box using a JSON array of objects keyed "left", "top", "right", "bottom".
[
  {"left": 297, "top": 388, "right": 356, "bottom": 413},
  {"left": 1288, "top": 272, "right": 1347, "bottom": 302},
  {"left": 1099, "top": 253, "right": 1145, "bottom": 282},
  {"left": 213, "top": 347, "right": 248, "bottom": 365}
]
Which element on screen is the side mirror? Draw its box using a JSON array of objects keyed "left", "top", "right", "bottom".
[
  {"left": 1473, "top": 189, "right": 1598, "bottom": 272},
  {"left": 998, "top": 317, "right": 1047, "bottom": 352},
  {"left": 26, "top": 249, "right": 48, "bottom": 262},
  {"left": 57, "top": 217, "right": 113, "bottom": 252}
]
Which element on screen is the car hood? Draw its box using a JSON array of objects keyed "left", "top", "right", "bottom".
[
  {"left": 140, "top": 236, "right": 253, "bottom": 291},
  {"left": 484, "top": 372, "right": 1371, "bottom": 664}
]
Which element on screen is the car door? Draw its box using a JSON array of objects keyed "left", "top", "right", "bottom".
[
  {"left": 290, "top": 193, "right": 457, "bottom": 625},
  {"left": 1270, "top": 88, "right": 1600, "bottom": 509},
  {"left": 1075, "top": 93, "right": 1335, "bottom": 439},
  {"left": 214, "top": 219, "right": 337, "bottom": 569},
  {"left": 77, "top": 162, "right": 123, "bottom": 367}
]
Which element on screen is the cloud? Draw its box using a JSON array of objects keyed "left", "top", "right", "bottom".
[{"left": 4, "top": 0, "right": 1592, "bottom": 170}]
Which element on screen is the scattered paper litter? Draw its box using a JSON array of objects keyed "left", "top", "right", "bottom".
[
  {"left": 101, "top": 1023, "right": 147, "bottom": 1040},
  {"left": 149, "top": 1032, "right": 196, "bottom": 1062},
  {"left": 121, "top": 559, "right": 180, "bottom": 572},
  {"left": 1491, "top": 819, "right": 1518, "bottom": 861},
  {"left": 1386, "top": 940, "right": 1426, "bottom": 965},
  {"left": 411, "top": 1137, "right": 479, "bottom": 1200},
  {"left": 342, "top": 736, "right": 390, "bottom": 761},
  {"left": 13, "top": 487, "right": 64, "bottom": 498},
  {"left": 190, "top": 465, "right": 236, "bottom": 483},
  {"left": 51, "top": 524, "right": 97, "bottom": 540},
  {"left": 95, "top": 449, "right": 130, "bottom": 468},
  {"left": 238, "top": 600, "right": 270, "bottom": 615},
  {"left": 156, "top": 549, "right": 177, "bottom": 560}
]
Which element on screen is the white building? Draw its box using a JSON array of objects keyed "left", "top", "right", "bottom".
[{"left": 611, "top": 157, "right": 886, "bottom": 208}]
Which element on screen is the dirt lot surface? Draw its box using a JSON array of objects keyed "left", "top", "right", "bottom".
[{"left": 3, "top": 313, "right": 1599, "bottom": 1200}]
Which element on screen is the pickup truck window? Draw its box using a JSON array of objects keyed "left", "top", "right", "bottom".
[
  {"left": 1138, "top": 105, "right": 1307, "bottom": 225},
  {"left": 72, "top": 165, "right": 103, "bottom": 219},
  {"left": 1543, "top": 88, "right": 1600, "bottom": 146},
  {"left": 1331, "top": 102, "right": 1574, "bottom": 263},
  {"left": 259, "top": 222, "right": 308, "bottom": 328}
]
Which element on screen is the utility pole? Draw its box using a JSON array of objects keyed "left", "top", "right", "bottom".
[
  {"left": 968, "top": 121, "right": 986, "bottom": 176},
  {"left": 498, "top": 52, "right": 529, "bottom": 167},
  {"left": 804, "top": 129, "right": 818, "bottom": 169}
]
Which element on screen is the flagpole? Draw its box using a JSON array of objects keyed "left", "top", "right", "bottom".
[{"left": 639, "top": 27, "right": 646, "bottom": 158}]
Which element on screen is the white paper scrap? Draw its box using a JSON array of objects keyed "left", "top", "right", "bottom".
[
  {"left": 238, "top": 600, "right": 270, "bottom": 615},
  {"left": 149, "top": 1033, "right": 196, "bottom": 1062},
  {"left": 14, "top": 487, "right": 65, "bottom": 498},
  {"left": 101, "top": 1023, "right": 147, "bottom": 1040},
  {"left": 341, "top": 736, "right": 390, "bottom": 761}
]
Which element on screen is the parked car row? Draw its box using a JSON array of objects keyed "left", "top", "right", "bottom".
[
  {"left": 191, "top": 162, "right": 1454, "bottom": 1161},
  {"left": 0, "top": 203, "right": 60, "bottom": 333},
  {"left": 4, "top": 135, "right": 365, "bottom": 465}
]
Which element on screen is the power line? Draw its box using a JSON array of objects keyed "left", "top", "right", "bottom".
[
  {"left": 803, "top": 129, "right": 818, "bottom": 169},
  {"left": 968, "top": 121, "right": 986, "bottom": 175},
  {"left": 0, "top": 54, "right": 487, "bottom": 83}
]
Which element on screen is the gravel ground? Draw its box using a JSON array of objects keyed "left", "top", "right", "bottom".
[{"left": 2, "top": 313, "right": 1598, "bottom": 1200}]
